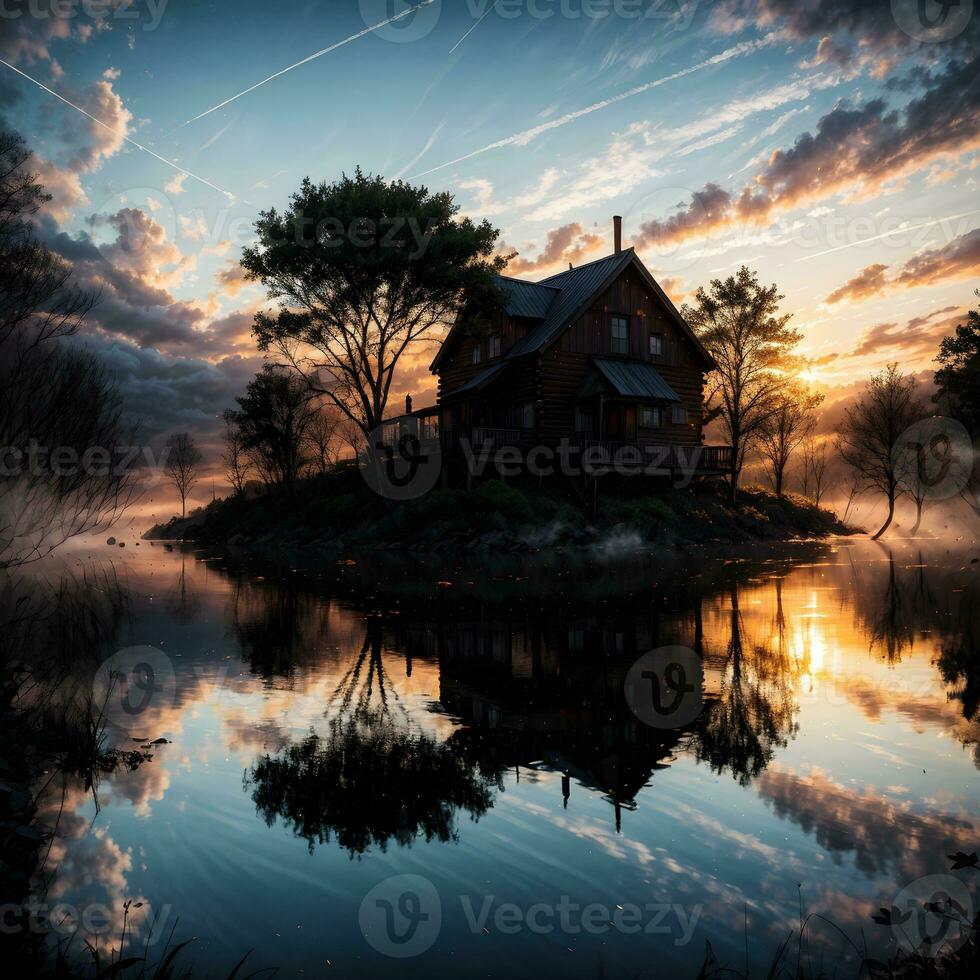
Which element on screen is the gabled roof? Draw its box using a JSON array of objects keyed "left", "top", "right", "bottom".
[
  {"left": 431, "top": 247, "right": 714, "bottom": 372},
  {"left": 580, "top": 358, "right": 681, "bottom": 401},
  {"left": 506, "top": 250, "right": 635, "bottom": 358},
  {"left": 497, "top": 275, "right": 559, "bottom": 319}
]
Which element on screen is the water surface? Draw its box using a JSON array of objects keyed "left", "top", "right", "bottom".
[{"left": 33, "top": 538, "right": 980, "bottom": 977}]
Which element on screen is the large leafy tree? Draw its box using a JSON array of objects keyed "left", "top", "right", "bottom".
[
  {"left": 934, "top": 294, "right": 980, "bottom": 436},
  {"left": 242, "top": 171, "right": 505, "bottom": 436},
  {"left": 683, "top": 267, "right": 801, "bottom": 504}
]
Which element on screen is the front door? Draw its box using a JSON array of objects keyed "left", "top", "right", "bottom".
[{"left": 603, "top": 403, "right": 637, "bottom": 441}]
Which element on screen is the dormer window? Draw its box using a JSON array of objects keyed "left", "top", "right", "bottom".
[
  {"left": 472, "top": 343, "right": 482, "bottom": 365},
  {"left": 488, "top": 334, "right": 501, "bottom": 358},
  {"left": 610, "top": 315, "right": 629, "bottom": 354}
]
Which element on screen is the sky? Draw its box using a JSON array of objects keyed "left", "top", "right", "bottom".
[{"left": 1, "top": 0, "right": 978, "bottom": 515}]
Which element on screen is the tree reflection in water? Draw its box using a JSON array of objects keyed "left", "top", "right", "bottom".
[
  {"left": 693, "top": 580, "right": 798, "bottom": 786},
  {"left": 228, "top": 541, "right": 980, "bottom": 851},
  {"left": 248, "top": 713, "right": 501, "bottom": 855},
  {"left": 248, "top": 614, "right": 503, "bottom": 855}
]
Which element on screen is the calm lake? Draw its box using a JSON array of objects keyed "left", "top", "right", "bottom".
[{"left": 32, "top": 537, "right": 980, "bottom": 978}]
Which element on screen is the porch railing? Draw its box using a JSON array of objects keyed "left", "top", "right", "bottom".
[{"left": 574, "top": 440, "right": 732, "bottom": 473}]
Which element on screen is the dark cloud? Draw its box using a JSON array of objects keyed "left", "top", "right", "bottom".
[
  {"left": 72, "top": 333, "right": 264, "bottom": 447},
  {"left": 711, "top": 0, "right": 978, "bottom": 69},
  {"left": 636, "top": 56, "right": 980, "bottom": 247}
]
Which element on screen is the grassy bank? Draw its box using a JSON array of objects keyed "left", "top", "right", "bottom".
[{"left": 146, "top": 467, "right": 854, "bottom": 552}]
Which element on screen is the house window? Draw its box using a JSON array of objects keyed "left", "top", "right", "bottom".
[
  {"left": 649, "top": 332, "right": 664, "bottom": 357},
  {"left": 672, "top": 404, "right": 688, "bottom": 425},
  {"left": 488, "top": 334, "right": 501, "bottom": 358},
  {"left": 610, "top": 315, "right": 629, "bottom": 354},
  {"left": 521, "top": 402, "right": 535, "bottom": 430},
  {"left": 472, "top": 343, "right": 482, "bottom": 365},
  {"left": 640, "top": 406, "right": 662, "bottom": 428}
]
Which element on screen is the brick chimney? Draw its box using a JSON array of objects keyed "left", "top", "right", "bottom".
[
  {"left": 405, "top": 393, "right": 413, "bottom": 414},
  {"left": 613, "top": 215, "right": 623, "bottom": 254}
]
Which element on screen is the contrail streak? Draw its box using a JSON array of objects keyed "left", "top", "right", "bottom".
[
  {"left": 796, "top": 208, "right": 980, "bottom": 262},
  {"left": 0, "top": 57, "right": 241, "bottom": 201},
  {"left": 176, "top": 1, "right": 437, "bottom": 129},
  {"left": 410, "top": 37, "right": 772, "bottom": 178},
  {"left": 449, "top": 2, "right": 498, "bottom": 55}
]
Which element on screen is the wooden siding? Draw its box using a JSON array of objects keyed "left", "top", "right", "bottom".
[{"left": 434, "top": 262, "right": 708, "bottom": 449}]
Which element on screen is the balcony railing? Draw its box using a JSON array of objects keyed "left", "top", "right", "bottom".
[{"left": 377, "top": 420, "right": 732, "bottom": 475}]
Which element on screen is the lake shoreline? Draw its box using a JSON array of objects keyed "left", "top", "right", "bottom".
[{"left": 144, "top": 469, "right": 858, "bottom": 554}]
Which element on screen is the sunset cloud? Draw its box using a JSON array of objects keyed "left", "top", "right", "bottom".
[
  {"left": 894, "top": 227, "right": 980, "bottom": 289},
  {"left": 824, "top": 263, "right": 888, "bottom": 305},
  {"left": 851, "top": 306, "right": 967, "bottom": 358},
  {"left": 825, "top": 229, "right": 980, "bottom": 307},
  {"left": 502, "top": 222, "right": 605, "bottom": 276},
  {"left": 635, "top": 57, "right": 980, "bottom": 249}
]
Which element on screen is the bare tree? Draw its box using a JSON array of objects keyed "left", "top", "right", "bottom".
[
  {"left": 164, "top": 433, "right": 203, "bottom": 518},
  {"left": 222, "top": 419, "right": 251, "bottom": 498},
  {"left": 684, "top": 267, "right": 801, "bottom": 504},
  {"left": 840, "top": 472, "right": 861, "bottom": 526},
  {"left": 836, "top": 364, "right": 927, "bottom": 540},
  {"left": 758, "top": 384, "right": 823, "bottom": 497},
  {"left": 303, "top": 402, "right": 342, "bottom": 476},
  {"left": 0, "top": 131, "right": 139, "bottom": 568},
  {"left": 800, "top": 435, "right": 829, "bottom": 507}
]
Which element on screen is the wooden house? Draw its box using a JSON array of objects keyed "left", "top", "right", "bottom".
[{"left": 388, "top": 217, "right": 730, "bottom": 476}]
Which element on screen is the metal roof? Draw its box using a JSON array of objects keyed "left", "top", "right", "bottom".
[
  {"left": 441, "top": 361, "right": 508, "bottom": 400},
  {"left": 506, "top": 250, "right": 634, "bottom": 359},
  {"left": 431, "top": 246, "right": 714, "bottom": 373},
  {"left": 588, "top": 358, "right": 681, "bottom": 401},
  {"left": 497, "top": 276, "right": 558, "bottom": 319}
]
